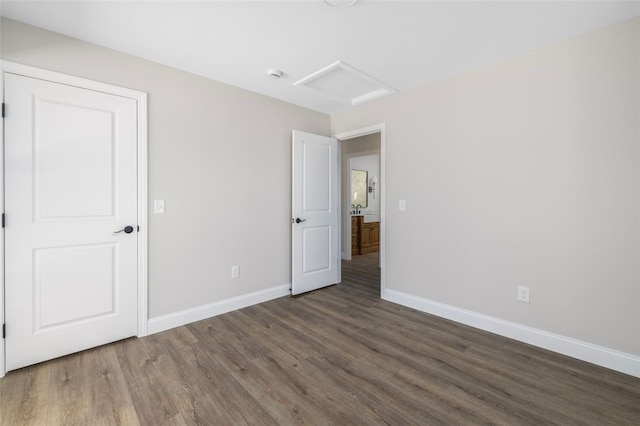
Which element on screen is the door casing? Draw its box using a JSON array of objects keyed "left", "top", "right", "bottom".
[{"left": 0, "top": 61, "right": 149, "bottom": 378}]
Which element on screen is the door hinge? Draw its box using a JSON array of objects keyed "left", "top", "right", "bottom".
[
  {"left": 2, "top": 324, "right": 5, "bottom": 339},
  {"left": 2, "top": 213, "right": 4, "bottom": 228},
  {"left": 137, "top": 225, "right": 140, "bottom": 232},
  {"left": 2, "top": 103, "right": 5, "bottom": 118}
]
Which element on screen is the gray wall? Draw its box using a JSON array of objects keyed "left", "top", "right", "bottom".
[
  {"left": 1, "top": 18, "right": 330, "bottom": 318},
  {"left": 342, "top": 133, "right": 380, "bottom": 156},
  {"left": 332, "top": 18, "right": 640, "bottom": 356}
]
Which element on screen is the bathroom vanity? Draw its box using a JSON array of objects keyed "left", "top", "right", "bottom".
[{"left": 351, "top": 215, "right": 380, "bottom": 255}]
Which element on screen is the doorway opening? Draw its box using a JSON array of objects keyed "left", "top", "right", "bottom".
[{"left": 335, "top": 124, "right": 385, "bottom": 297}]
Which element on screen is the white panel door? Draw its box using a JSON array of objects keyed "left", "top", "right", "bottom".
[
  {"left": 292, "top": 131, "right": 339, "bottom": 295},
  {"left": 4, "top": 73, "right": 138, "bottom": 371}
]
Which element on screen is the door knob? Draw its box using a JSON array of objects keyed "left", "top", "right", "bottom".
[
  {"left": 114, "top": 225, "right": 134, "bottom": 234},
  {"left": 294, "top": 218, "right": 307, "bottom": 224}
]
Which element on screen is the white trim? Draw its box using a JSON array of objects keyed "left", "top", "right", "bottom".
[
  {"left": 148, "top": 284, "right": 291, "bottom": 335},
  {"left": 136, "top": 92, "right": 149, "bottom": 338},
  {"left": 335, "top": 123, "right": 383, "bottom": 141},
  {"left": 335, "top": 123, "right": 386, "bottom": 296},
  {"left": 0, "top": 61, "right": 149, "bottom": 377},
  {"left": 2, "top": 62, "right": 147, "bottom": 101},
  {"left": 0, "top": 63, "right": 5, "bottom": 378},
  {"left": 336, "top": 142, "right": 342, "bottom": 285},
  {"left": 383, "top": 288, "right": 640, "bottom": 378}
]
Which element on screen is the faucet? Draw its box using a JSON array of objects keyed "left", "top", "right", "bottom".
[
  {"left": 356, "top": 204, "right": 362, "bottom": 214},
  {"left": 350, "top": 204, "right": 355, "bottom": 214}
]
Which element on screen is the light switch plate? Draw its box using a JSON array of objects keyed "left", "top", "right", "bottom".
[
  {"left": 517, "top": 286, "right": 530, "bottom": 303},
  {"left": 154, "top": 200, "right": 165, "bottom": 214},
  {"left": 399, "top": 200, "right": 406, "bottom": 211}
]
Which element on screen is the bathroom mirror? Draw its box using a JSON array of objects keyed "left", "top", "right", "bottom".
[{"left": 351, "top": 169, "right": 368, "bottom": 209}]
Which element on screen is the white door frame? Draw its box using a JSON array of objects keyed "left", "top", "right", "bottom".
[
  {"left": 334, "top": 123, "right": 386, "bottom": 296},
  {"left": 0, "top": 61, "right": 149, "bottom": 378}
]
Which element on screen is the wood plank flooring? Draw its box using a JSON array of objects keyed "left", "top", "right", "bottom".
[{"left": 1, "top": 252, "right": 639, "bottom": 425}]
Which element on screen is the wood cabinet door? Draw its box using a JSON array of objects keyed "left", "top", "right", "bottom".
[
  {"left": 361, "top": 223, "right": 373, "bottom": 249},
  {"left": 351, "top": 216, "right": 360, "bottom": 255},
  {"left": 372, "top": 223, "right": 380, "bottom": 247}
]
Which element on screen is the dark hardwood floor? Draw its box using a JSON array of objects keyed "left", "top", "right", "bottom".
[{"left": 1, "top": 252, "right": 639, "bottom": 425}]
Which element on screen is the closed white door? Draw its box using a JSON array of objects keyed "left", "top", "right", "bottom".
[
  {"left": 4, "top": 73, "right": 138, "bottom": 371},
  {"left": 291, "top": 131, "right": 340, "bottom": 295}
]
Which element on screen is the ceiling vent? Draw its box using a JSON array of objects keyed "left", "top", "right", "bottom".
[{"left": 293, "top": 61, "right": 396, "bottom": 107}]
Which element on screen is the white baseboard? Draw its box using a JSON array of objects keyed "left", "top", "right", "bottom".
[
  {"left": 148, "top": 284, "right": 290, "bottom": 335},
  {"left": 382, "top": 289, "right": 640, "bottom": 378}
]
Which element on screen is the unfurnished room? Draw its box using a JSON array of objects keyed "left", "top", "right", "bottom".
[{"left": 0, "top": 0, "right": 639, "bottom": 424}]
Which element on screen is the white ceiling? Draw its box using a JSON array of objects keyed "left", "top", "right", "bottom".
[{"left": 2, "top": 1, "right": 639, "bottom": 114}]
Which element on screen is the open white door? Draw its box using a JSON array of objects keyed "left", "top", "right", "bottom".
[
  {"left": 292, "top": 131, "right": 340, "bottom": 295},
  {"left": 4, "top": 73, "right": 139, "bottom": 371}
]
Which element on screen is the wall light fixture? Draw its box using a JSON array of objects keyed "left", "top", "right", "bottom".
[{"left": 368, "top": 176, "right": 377, "bottom": 199}]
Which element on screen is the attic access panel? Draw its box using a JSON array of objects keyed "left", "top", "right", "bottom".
[{"left": 293, "top": 61, "right": 396, "bottom": 107}]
